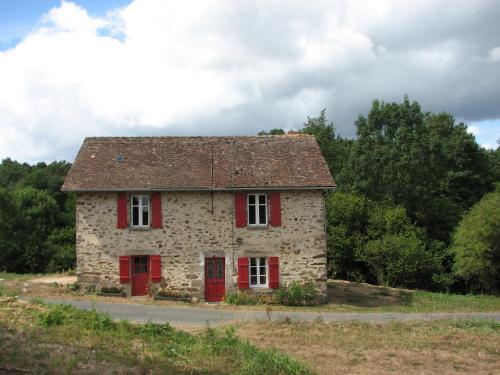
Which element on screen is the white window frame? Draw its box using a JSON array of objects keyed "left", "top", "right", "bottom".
[
  {"left": 130, "top": 194, "right": 150, "bottom": 227},
  {"left": 247, "top": 193, "right": 268, "bottom": 226},
  {"left": 249, "top": 257, "right": 268, "bottom": 288}
]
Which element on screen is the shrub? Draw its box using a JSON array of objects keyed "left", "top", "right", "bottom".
[
  {"left": 363, "top": 232, "right": 444, "bottom": 289},
  {"left": 451, "top": 188, "right": 500, "bottom": 294},
  {"left": 275, "top": 281, "right": 319, "bottom": 306},
  {"left": 326, "top": 192, "right": 450, "bottom": 290},
  {"left": 224, "top": 290, "right": 259, "bottom": 305},
  {"left": 45, "top": 227, "right": 76, "bottom": 273}
]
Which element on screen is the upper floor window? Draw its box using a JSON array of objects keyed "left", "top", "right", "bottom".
[
  {"left": 131, "top": 195, "right": 150, "bottom": 227},
  {"left": 247, "top": 194, "right": 267, "bottom": 226}
]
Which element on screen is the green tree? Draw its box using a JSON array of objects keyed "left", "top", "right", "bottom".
[
  {"left": 45, "top": 227, "right": 76, "bottom": 272},
  {"left": 257, "top": 128, "right": 285, "bottom": 135},
  {"left": 347, "top": 96, "right": 491, "bottom": 244},
  {"left": 13, "top": 187, "right": 59, "bottom": 272},
  {"left": 451, "top": 188, "right": 500, "bottom": 293},
  {"left": 0, "top": 158, "right": 30, "bottom": 188},
  {"left": 0, "top": 188, "right": 23, "bottom": 272},
  {"left": 299, "top": 109, "right": 354, "bottom": 185},
  {"left": 326, "top": 192, "right": 448, "bottom": 290}
]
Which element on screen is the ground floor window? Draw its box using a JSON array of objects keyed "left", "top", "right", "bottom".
[{"left": 249, "top": 257, "right": 267, "bottom": 287}]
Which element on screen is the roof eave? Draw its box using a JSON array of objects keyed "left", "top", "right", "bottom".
[{"left": 61, "top": 185, "right": 337, "bottom": 193}]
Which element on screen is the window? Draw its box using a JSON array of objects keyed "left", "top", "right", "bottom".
[
  {"left": 249, "top": 257, "right": 267, "bottom": 287},
  {"left": 131, "top": 195, "right": 150, "bottom": 227},
  {"left": 247, "top": 194, "right": 267, "bottom": 226},
  {"left": 132, "top": 256, "right": 148, "bottom": 274}
]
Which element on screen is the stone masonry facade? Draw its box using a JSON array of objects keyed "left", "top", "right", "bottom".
[{"left": 76, "top": 190, "right": 328, "bottom": 300}]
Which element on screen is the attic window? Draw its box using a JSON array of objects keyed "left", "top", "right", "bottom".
[{"left": 115, "top": 155, "right": 125, "bottom": 162}]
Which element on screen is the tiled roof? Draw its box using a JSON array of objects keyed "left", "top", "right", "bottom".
[{"left": 62, "top": 136, "right": 336, "bottom": 191}]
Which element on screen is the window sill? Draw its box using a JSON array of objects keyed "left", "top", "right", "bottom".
[
  {"left": 246, "top": 225, "right": 269, "bottom": 230},
  {"left": 128, "top": 226, "right": 152, "bottom": 231},
  {"left": 247, "top": 287, "right": 273, "bottom": 294}
]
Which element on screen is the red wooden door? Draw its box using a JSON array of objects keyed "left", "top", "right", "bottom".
[
  {"left": 131, "top": 256, "right": 149, "bottom": 296},
  {"left": 205, "top": 257, "right": 225, "bottom": 302}
]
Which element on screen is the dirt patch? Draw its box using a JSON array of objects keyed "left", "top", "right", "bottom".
[
  {"left": 327, "top": 279, "right": 413, "bottom": 307},
  {"left": 28, "top": 276, "right": 77, "bottom": 286}
]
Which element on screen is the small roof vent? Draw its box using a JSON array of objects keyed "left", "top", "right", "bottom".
[{"left": 115, "top": 154, "right": 125, "bottom": 162}]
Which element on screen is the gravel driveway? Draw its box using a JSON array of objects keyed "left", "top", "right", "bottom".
[{"left": 41, "top": 299, "right": 500, "bottom": 325}]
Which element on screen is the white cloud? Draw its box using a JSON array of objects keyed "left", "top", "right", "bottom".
[
  {"left": 467, "top": 125, "right": 480, "bottom": 136},
  {"left": 488, "top": 46, "right": 500, "bottom": 62},
  {"left": 0, "top": 0, "right": 499, "bottom": 163}
]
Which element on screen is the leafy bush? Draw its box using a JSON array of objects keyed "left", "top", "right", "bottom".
[
  {"left": 326, "top": 192, "right": 449, "bottom": 290},
  {"left": 224, "top": 290, "right": 259, "bottom": 305},
  {"left": 451, "top": 188, "right": 500, "bottom": 294},
  {"left": 275, "top": 281, "right": 319, "bottom": 306},
  {"left": 363, "top": 232, "right": 444, "bottom": 289},
  {"left": 45, "top": 227, "right": 76, "bottom": 272}
]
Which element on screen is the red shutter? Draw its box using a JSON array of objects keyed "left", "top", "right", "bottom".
[
  {"left": 268, "top": 256, "right": 280, "bottom": 289},
  {"left": 269, "top": 192, "right": 281, "bottom": 227},
  {"left": 117, "top": 193, "right": 128, "bottom": 229},
  {"left": 119, "top": 256, "right": 131, "bottom": 283},
  {"left": 151, "top": 192, "right": 163, "bottom": 228},
  {"left": 150, "top": 255, "right": 162, "bottom": 282},
  {"left": 235, "top": 193, "right": 247, "bottom": 228},
  {"left": 237, "top": 257, "right": 249, "bottom": 289}
]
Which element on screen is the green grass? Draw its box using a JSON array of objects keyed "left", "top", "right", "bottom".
[
  {"left": 0, "top": 271, "right": 43, "bottom": 281},
  {"left": 406, "top": 290, "right": 500, "bottom": 312},
  {"left": 317, "top": 290, "right": 500, "bottom": 313},
  {"left": 1, "top": 300, "right": 311, "bottom": 374}
]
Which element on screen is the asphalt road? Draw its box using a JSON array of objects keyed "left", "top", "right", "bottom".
[{"left": 41, "top": 299, "right": 500, "bottom": 325}]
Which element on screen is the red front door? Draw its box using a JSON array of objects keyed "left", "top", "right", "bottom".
[
  {"left": 131, "top": 256, "right": 149, "bottom": 296},
  {"left": 205, "top": 257, "right": 225, "bottom": 302}
]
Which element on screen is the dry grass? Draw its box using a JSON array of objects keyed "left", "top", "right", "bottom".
[
  {"left": 0, "top": 297, "right": 309, "bottom": 374},
  {"left": 234, "top": 319, "right": 500, "bottom": 375}
]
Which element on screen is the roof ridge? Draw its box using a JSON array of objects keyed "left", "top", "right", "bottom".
[{"left": 84, "top": 135, "right": 315, "bottom": 140}]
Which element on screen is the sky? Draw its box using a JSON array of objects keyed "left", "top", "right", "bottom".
[{"left": 0, "top": 0, "right": 499, "bottom": 163}]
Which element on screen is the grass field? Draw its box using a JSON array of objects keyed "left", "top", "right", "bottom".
[
  {"left": 235, "top": 319, "right": 500, "bottom": 374},
  {"left": 1, "top": 296, "right": 499, "bottom": 374},
  {"left": 0, "top": 297, "right": 309, "bottom": 374}
]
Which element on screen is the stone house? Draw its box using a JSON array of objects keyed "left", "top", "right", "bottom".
[{"left": 62, "top": 135, "right": 335, "bottom": 301}]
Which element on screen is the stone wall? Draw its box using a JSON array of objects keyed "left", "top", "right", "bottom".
[{"left": 76, "top": 190, "right": 328, "bottom": 299}]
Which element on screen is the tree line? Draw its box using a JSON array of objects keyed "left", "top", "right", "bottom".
[
  {"left": 260, "top": 96, "right": 499, "bottom": 294},
  {"left": 1, "top": 96, "right": 499, "bottom": 293},
  {"left": 0, "top": 160, "right": 75, "bottom": 273}
]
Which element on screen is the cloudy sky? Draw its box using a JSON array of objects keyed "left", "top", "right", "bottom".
[{"left": 0, "top": 0, "right": 499, "bottom": 163}]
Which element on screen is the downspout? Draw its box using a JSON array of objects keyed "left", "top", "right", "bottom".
[{"left": 230, "top": 138, "right": 236, "bottom": 273}]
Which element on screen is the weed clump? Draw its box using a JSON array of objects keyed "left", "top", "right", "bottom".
[
  {"left": 275, "top": 281, "right": 320, "bottom": 306},
  {"left": 224, "top": 290, "right": 259, "bottom": 305}
]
